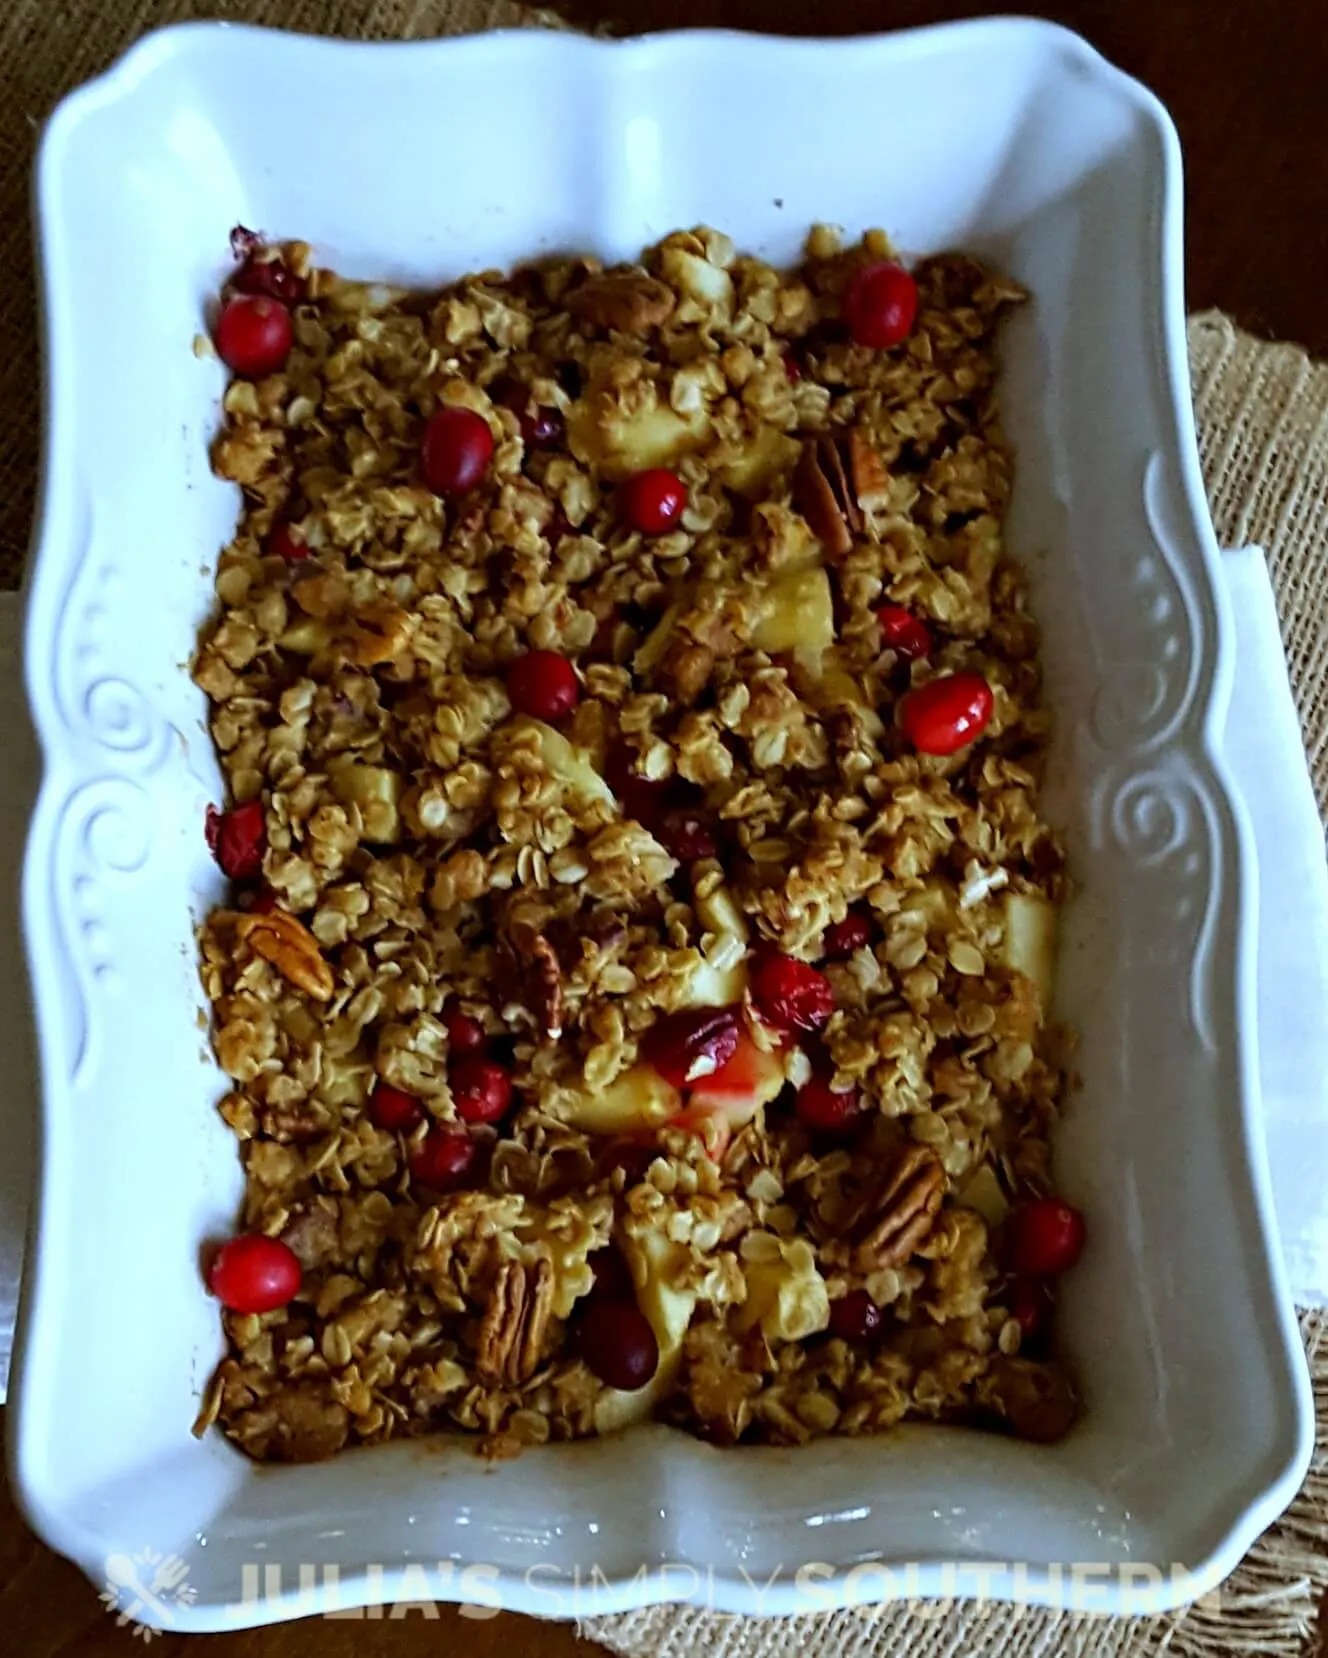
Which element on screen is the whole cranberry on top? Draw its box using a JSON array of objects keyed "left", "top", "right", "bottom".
[
  {"left": 207, "top": 1234, "right": 301, "bottom": 1314},
  {"left": 421, "top": 405, "right": 494, "bottom": 496},
  {"left": 1006, "top": 1198, "right": 1086, "bottom": 1278},
  {"left": 844, "top": 261, "right": 918, "bottom": 351},
  {"left": 444, "top": 1005, "right": 487, "bottom": 1057},
  {"left": 876, "top": 604, "right": 932, "bottom": 661},
  {"left": 507, "top": 650, "right": 580, "bottom": 722},
  {"left": 410, "top": 1126, "right": 478, "bottom": 1191},
  {"left": 215, "top": 295, "right": 293, "bottom": 378},
  {"left": 619, "top": 469, "right": 686, "bottom": 535},
  {"left": 368, "top": 1082, "right": 425, "bottom": 1133},
  {"left": 451, "top": 1056, "right": 514, "bottom": 1126},
  {"left": 900, "top": 671, "right": 994, "bottom": 757},
  {"left": 577, "top": 1298, "right": 659, "bottom": 1392}
]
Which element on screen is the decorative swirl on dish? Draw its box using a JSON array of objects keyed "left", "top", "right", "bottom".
[
  {"left": 55, "top": 778, "right": 154, "bottom": 1085},
  {"left": 1108, "top": 770, "right": 1188, "bottom": 867},
  {"left": 1096, "top": 764, "right": 1219, "bottom": 1057},
  {"left": 1087, "top": 452, "right": 1204, "bottom": 755},
  {"left": 81, "top": 675, "right": 163, "bottom": 759}
]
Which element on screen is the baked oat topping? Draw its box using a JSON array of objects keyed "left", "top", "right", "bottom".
[{"left": 192, "top": 222, "right": 1080, "bottom": 1463}]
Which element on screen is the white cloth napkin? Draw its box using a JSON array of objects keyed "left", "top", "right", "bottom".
[
  {"left": 0, "top": 551, "right": 1325, "bottom": 1399},
  {"left": 1220, "top": 547, "right": 1328, "bottom": 1303}
]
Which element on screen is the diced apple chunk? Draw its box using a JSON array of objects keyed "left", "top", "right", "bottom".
[
  {"left": 518, "top": 718, "right": 615, "bottom": 810},
  {"left": 796, "top": 648, "right": 885, "bottom": 739},
  {"left": 594, "top": 1229, "right": 698, "bottom": 1434},
  {"left": 659, "top": 247, "right": 735, "bottom": 315},
  {"left": 694, "top": 878, "right": 749, "bottom": 943},
  {"left": 328, "top": 760, "right": 403, "bottom": 843},
  {"left": 751, "top": 566, "right": 834, "bottom": 655},
  {"left": 689, "top": 1030, "right": 788, "bottom": 1128},
  {"left": 555, "top": 1062, "right": 681, "bottom": 1136},
  {"left": 717, "top": 425, "right": 802, "bottom": 498},
  {"left": 633, "top": 598, "right": 686, "bottom": 677},
  {"left": 733, "top": 1235, "right": 829, "bottom": 1343},
  {"left": 1002, "top": 891, "right": 1057, "bottom": 1008},
  {"left": 956, "top": 1164, "right": 1009, "bottom": 1228},
  {"left": 568, "top": 394, "right": 710, "bottom": 481},
  {"left": 675, "top": 951, "right": 747, "bottom": 1011}
]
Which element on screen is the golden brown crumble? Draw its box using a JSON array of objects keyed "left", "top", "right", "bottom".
[{"left": 193, "top": 224, "right": 1076, "bottom": 1463}]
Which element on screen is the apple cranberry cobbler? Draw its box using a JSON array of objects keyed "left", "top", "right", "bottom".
[{"left": 192, "top": 223, "right": 1081, "bottom": 1463}]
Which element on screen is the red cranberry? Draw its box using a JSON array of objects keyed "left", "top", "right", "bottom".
[
  {"left": 829, "top": 1289, "right": 883, "bottom": 1343},
  {"left": 844, "top": 261, "right": 919, "bottom": 350},
  {"left": 229, "top": 226, "right": 306, "bottom": 303},
  {"left": 421, "top": 406, "right": 494, "bottom": 497},
  {"left": 900, "top": 671, "right": 994, "bottom": 757},
  {"left": 494, "top": 379, "right": 564, "bottom": 450},
  {"left": 206, "top": 800, "right": 266, "bottom": 882},
  {"left": 368, "top": 1082, "right": 425, "bottom": 1133},
  {"left": 604, "top": 744, "right": 670, "bottom": 827},
  {"left": 451, "top": 1057, "right": 513, "bottom": 1126},
  {"left": 578, "top": 1299, "right": 659, "bottom": 1391},
  {"left": 215, "top": 295, "right": 293, "bottom": 377},
  {"left": 658, "top": 809, "right": 718, "bottom": 862},
  {"left": 783, "top": 348, "right": 803, "bottom": 383},
  {"left": 823, "top": 911, "right": 872, "bottom": 959},
  {"left": 1006, "top": 1198, "right": 1085, "bottom": 1277},
  {"left": 794, "top": 1076, "right": 860, "bottom": 1132},
  {"left": 410, "top": 1126, "right": 477, "bottom": 1190},
  {"left": 588, "top": 1248, "right": 636, "bottom": 1303},
  {"left": 876, "top": 604, "right": 931, "bottom": 660},
  {"left": 1009, "top": 1278, "right": 1053, "bottom": 1345},
  {"left": 269, "top": 522, "right": 308, "bottom": 563},
  {"left": 640, "top": 1006, "right": 741, "bottom": 1090},
  {"left": 248, "top": 890, "right": 281, "bottom": 915},
  {"left": 750, "top": 952, "right": 836, "bottom": 1033},
  {"left": 208, "top": 1235, "right": 301, "bottom": 1314},
  {"left": 507, "top": 650, "right": 579, "bottom": 722},
  {"left": 444, "top": 1006, "right": 487, "bottom": 1057},
  {"left": 619, "top": 469, "right": 686, "bottom": 535}
]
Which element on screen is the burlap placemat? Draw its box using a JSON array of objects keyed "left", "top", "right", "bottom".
[{"left": 5, "top": 5, "right": 1328, "bottom": 1655}]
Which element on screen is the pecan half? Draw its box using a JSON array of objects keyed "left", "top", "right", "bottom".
[
  {"left": 505, "top": 912, "right": 565, "bottom": 1041},
  {"left": 476, "top": 1257, "right": 555, "bottom": 1388},
  {"left": 792, "top": 430, "right": 888, "bottom": 558},
  {"left": 237, "top": 910, "right": 335, "bottom": 1001},
  {"left": 850, "top": 1144, "right": 945, "bottom": 1272},
  {"left": 568, "top": 271, "right": 676, "bottom": 334}
]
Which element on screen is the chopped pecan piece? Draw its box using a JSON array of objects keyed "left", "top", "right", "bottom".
[
  {"left": 846, "top": 429, "right": 891, "bottom": 515},
  {"left": 237, "top": 909, "right": 335, "bottom": 1001},
  {"left": 792, "top": 430, "right": 888, "bottom": 558},
  {"left": 850, "top": 1144, "right": 945, "bottom": 1271},
  {"left": 476, "top": 1257, "right": 555, "bottom": 1388},
  {"left": 504, "top": 911, "right": 565, "bottom": 1041},
  {"left": 568, "top": 270, "right": 676, "bottom": 333}
]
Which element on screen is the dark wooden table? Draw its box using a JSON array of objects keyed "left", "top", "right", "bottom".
[{"left": 5, "top": 1, "right": 1326, "bottom": 1653}]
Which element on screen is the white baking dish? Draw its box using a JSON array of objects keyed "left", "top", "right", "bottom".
[{"left": 11, "top": 17, "right": 1312, "bottom": 1629}]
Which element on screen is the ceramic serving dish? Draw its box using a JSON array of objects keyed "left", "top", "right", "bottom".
[{"left": 11, "top": 18, "right": 1312, "bottom": 1629}]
